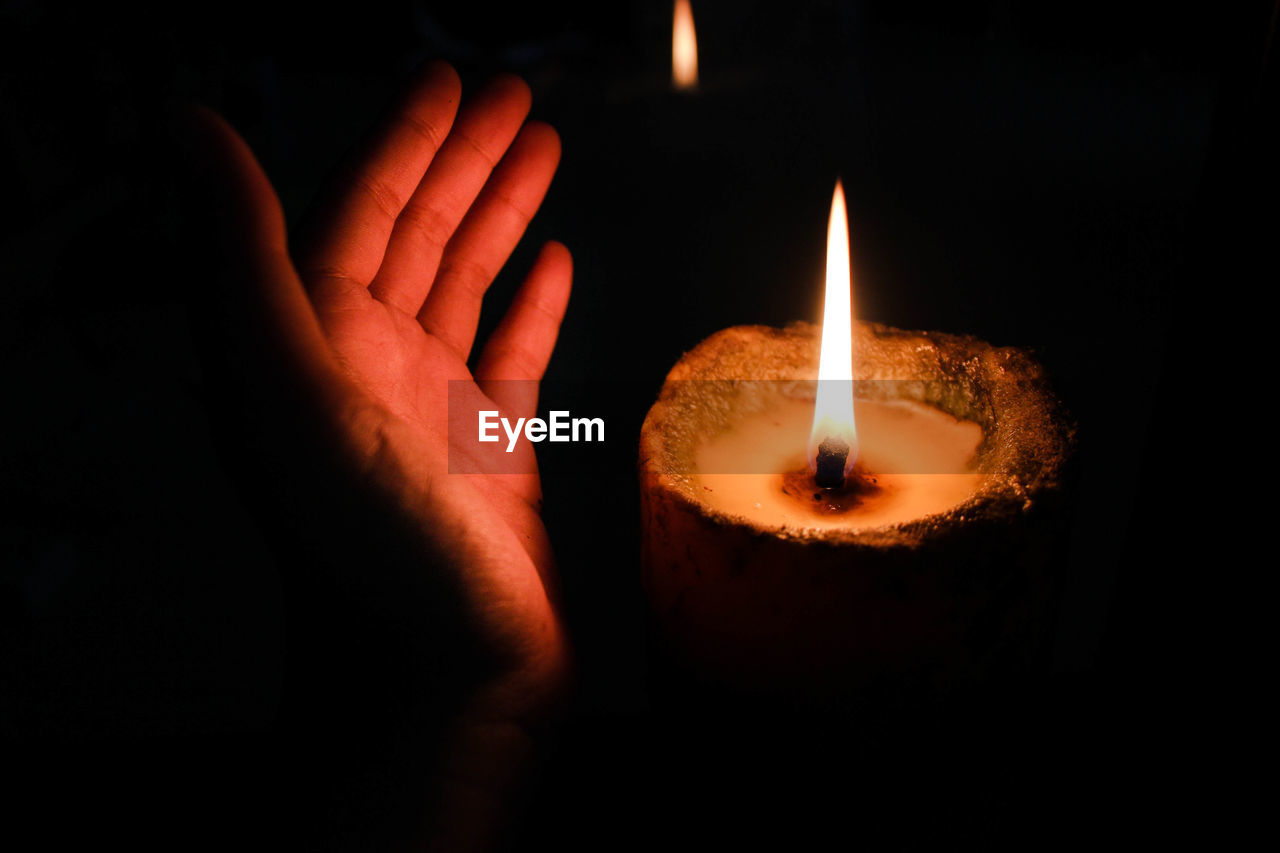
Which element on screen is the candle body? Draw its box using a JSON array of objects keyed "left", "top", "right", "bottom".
[{"left": 639, "top": 322, "right": 1074, "bottom": 696}]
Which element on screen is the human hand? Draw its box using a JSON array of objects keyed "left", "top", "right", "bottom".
[{"left": 176, "top": 61, "right": 571, "bottom": 845}]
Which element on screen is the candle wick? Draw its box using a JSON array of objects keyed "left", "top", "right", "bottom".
[{"left": 814, "top": 436, "right": 850, "bottom": 489}]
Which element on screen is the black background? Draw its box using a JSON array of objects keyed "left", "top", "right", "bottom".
[{"left": 2, "top": 0, "right": 1272, "bottom": 848}]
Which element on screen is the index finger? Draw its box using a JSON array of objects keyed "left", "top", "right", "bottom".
[{"left": 298, "top": 60, "right": 461, "bottom": 289}]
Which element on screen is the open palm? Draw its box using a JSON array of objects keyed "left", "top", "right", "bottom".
[{"left": 187, "top": 62, "right": 571, "bottom": 725}]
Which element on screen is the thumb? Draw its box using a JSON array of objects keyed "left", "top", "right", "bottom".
[
  {"left": 168, "top": 104, "right": 349, "bottom": 417},
  {"left": 170, "top": 104, "right": 290, "bottom": 272}
]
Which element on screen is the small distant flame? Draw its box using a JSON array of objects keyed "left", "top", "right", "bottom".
[
  {"left": 808, "top": 180, "right": 858, "bottom": 481},
  {"left": 672, "top": 0, "right": 699, "bottom": 90}
]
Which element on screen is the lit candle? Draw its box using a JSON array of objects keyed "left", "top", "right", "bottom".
[
  {"left": 639, "top": 183, "right": 1074, "bottom": 696},
  {"left": 671, "top": 0, "right": 699, "bottom": 91},
  {"left": 694, "top": 183, "right": 985, "bottom": 529}
]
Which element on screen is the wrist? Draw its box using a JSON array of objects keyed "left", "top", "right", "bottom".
[{"left": 423, "top": 674, "right": 569, "bottom": 851}]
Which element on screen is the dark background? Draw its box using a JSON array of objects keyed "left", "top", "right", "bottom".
[{"left": 2, "top": 0, "right": 1272, "bottom": 847}]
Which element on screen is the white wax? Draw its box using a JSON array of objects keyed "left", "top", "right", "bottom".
[{"left": 694, "top": 397, "right": 984, "bottom": 531}]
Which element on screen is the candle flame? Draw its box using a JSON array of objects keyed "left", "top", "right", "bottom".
[
  {"left": 672, "top": 0, "right": 699, "bottom": 90},
  {"left": 808, "top": 180, "right": 858, "bottom": 479}
]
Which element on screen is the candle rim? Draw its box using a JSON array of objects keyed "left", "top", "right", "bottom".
[{"left": 640, "top": 321, "right": 1076, "bottom": 546}]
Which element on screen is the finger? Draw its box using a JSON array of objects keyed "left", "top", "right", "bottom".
[
  {"left": 417, "top": 120, "right": 561, "bottom": 360},
  {"left": 368, "top": 74, "right": 532, "bottom": 316},
  {"left": 297, "top": 61, "right": 461, "bottom": 290},
  {"left": 474, "top": 241, "right": 572, "bottom": 418}
]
